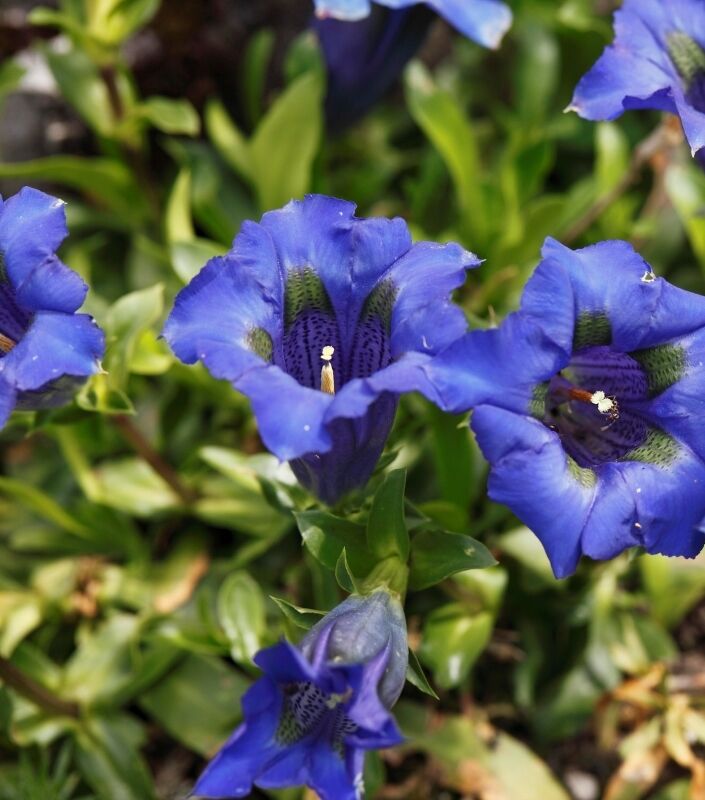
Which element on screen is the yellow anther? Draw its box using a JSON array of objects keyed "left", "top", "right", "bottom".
[
  {"left": 0, "top": 333, "right": 16, "bottom": 354},
  {"left": 320, "top": 345, "right": 335, "bottom": 395}
]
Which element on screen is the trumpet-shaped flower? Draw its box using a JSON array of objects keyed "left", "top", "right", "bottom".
[
  {"left": 570, "top": 0, "right": 705, "bottom": 160},
  {"left": 163, "top": 195, "right": 479, "bottom": 504},
  {"left": 427, "top": 238, "right": 705, "bottom": 577},
  {"left": 0, "top": 187, "right": 104, "bottom": 429},
  {"left": 193, "top": 590, "right": 407, "bottom": 800}
]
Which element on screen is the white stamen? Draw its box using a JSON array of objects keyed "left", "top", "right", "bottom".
[
  {"left": 320, "top": 346, "right": 335, "bottom": 395},
  {"left": 590, "top": 390, "right": 615, "bottom": 415},
  {"left": 590, "top": 391, "right": 605, "bottom": 404}
]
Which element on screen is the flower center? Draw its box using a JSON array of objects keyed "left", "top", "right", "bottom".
[
  {"left": 0, "top": 279, "right": 30, "bottom": 359},
  {"left": 668, "top": 31, "right": 705, "bottom": 111},
  {"left": 543, "top": 346, "right": 650, "bottom": 468},
  {"left": 276, "top": 681, "right": 357, "bottom": 753},
  {"left": 267, "top": 268, "right": 396, "bottom": 393}
]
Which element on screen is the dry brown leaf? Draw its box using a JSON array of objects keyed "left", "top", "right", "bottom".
[
  {"left": 604, "top": 745, "right": 668, "bottom": 800},
  {"left": 153, "top": 551, "right": 210, "bottom": 613}
]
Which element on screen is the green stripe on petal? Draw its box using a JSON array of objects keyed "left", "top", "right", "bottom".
[
  {"left": 630, "top": 344, "right": 687, "bottom": 398},
  {"left": 284, "top": 267, "right": 334, "bottom": 330},
  {"left": 573, "top": 312, "right": 612, "bottom": 350},
  {"left": 621, "top": 428, "right": 680, "bottom": 467}
]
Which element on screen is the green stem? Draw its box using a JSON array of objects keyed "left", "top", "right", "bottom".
[{"left": 0, "top": 657, "right": 80, "bottom": 718}]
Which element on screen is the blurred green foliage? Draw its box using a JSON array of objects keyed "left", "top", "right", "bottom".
[{"left": 2, "top": 0, "right": 705, "bottom": 798}]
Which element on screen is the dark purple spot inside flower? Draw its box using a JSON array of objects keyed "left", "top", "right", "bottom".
[{"left": 0, "top": 272, "right": 30, "bottom": 357}]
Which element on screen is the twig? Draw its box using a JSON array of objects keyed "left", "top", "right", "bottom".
[
  {"left": 0, "top": 657, "right": 80, "bottom": 718},
  {"left": 563, "top": 119, "right": 681, "bottom": 245},
  {"left": 112, "top": 415, "right": 198, "bottom": 506}
]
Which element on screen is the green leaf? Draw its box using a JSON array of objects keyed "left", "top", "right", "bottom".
[
  {"left": 44, "top": 47, "right": 114, "bottom": 136},
  {"left": 409, "top": 529, "right": 496, "bottom": 591},
  {"left": 295, "top": 510, "right": 371, "bottom": 572},
  {"left": 90, "top": 458, "right": 179, "bottom": 517},
  {"left": 0, "top": 477, "right": 90, "bottom": 539},
  {"left": 103, "top": 283, "right": 164, "bottom": 386},
  {"left": 242, "top": 29, "right": 275, "bottom": 128},
  {"left": 420, "top": 605, "right": 494, "bottom": 689},
  {"left": 0, "top": 60, "right": 25, "bottom": 109},
  {"left": 406, "top": 648, "right": 439, "bottom": 699},
  {"left": 640, "top": 552, "right": 705, "bottom": 628},
  {"left": 217, "top": 571, "right": 266, "bottom": 664},
  {"left": 335, "top": 549, "right": 358, "bottom": 593},
  {"left": 367, "top": 469, "right": 409, "bottom": 563},
  {"left": 165, "top": 167, "right": 195, "bottom": 243},
  {"left": 665, "top": 163, "right": 705, "bottom": 270},
  {"left": 170, "top": 238, "right": 225, "bottom": 284},
  {"left": 74, "top": 715, "right": 155, "bottom": 800},
  {"left": 129, "top": 97, "right": 200, "bottom": 136},
  {"left": 270, "top": 596, "right": 325, "bottom": 630},
  {"left": 0, "top": 157, "right": 147, "bottom": 224},
  {"left": 205, "top": 99, "right": 252, "bottom": 181},
  {"left": 139, "top": 654, "right": 248, "bottom": 756},
  {"left": 249, "top": 70, "right": 323, "bottom": 210},
  {"left": 405, "top": 61, "right": 485, "bottom": 243}
]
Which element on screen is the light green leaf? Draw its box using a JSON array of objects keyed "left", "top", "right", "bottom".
[
  {"left": 249, "top": 70, "right": 323, "bottom": 210},
  {"left": 217, "top": 572, "right": 266, "bottom": 664}
]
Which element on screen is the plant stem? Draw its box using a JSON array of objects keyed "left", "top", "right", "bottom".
[
  {"left": 563, "top": 118, "right": 682, "bottom": 245},
  {"left": 0, "top": 657, "right": 80, "bottom": 718},
  {"left": 112, "top": 415, "right": 198, "bottom": 506}
]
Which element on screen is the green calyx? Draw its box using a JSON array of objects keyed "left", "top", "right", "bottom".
[{"left": 667, "top": 31, "right": 705, "bottom": 87}]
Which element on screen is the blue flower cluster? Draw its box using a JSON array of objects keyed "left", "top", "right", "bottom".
[
  {"left": 0, "top": 188, "right": 104, "bottom": 427},
  {"left": 7, "top": 4, "right": 705, "bottom": 799}
]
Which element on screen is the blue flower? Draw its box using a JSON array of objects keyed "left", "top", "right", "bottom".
[
  {"left": 570, "top": 0, "right": 705, "bottom": 160},
  {"left": 426, "top": 238, "right": 705, "bottom": 578},
  {"left": 316, "top": 7, "right": 435, "bottom": 130},
  {"left": 314, "top": 0, "right": 512, "bottom": 49},
  {"left": 193, "top": 590, "right": 407, "bottom": 800},
  {"left": 163, "top": 195, "right": 479, "bottom": 504},
  {"left": 0, "top": 187, "right": 105, "bottom": 429}
]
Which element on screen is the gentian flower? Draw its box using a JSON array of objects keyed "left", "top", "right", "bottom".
[
  {"left": 314, "top": 0, "right": 512, "bottom": 49},
  {"left": 163, "top": 195, "right": 479, "bottom": 504},
  {"left": 193, "top": 589, "right": 408, "bottom": 800},
  {"left": 570, "top": 0, "right": 705, "bottom": 161},
  {"left": 0, "top": 187, "right": 104, "bottom": 429},
  {"left": 314, "top": 0, "right": 512, "bottom": 129},
  {"left": 426, "top": 238, "right": 705, "bottom": 578}
]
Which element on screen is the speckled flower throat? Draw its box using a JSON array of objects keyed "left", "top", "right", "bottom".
[
  {"left": 668, "top": 31, "right": 705, "bottom": 112},
  {"left": 0, "top": 260, "right": 29, "bottom": 356},
  {"left": 249, "top": 267, "right": 397, "bottom": 394},
  {"left": 276, "top": 681, "right": 357, "bottom": 752},
  {"left": 537, "top": 313, "right": 686, "bottom": 470}
]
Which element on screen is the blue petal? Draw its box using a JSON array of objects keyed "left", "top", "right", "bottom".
[
  {"left": 0, "top": 188, "right": 87, "bottom": 313},
  {"left": 384, "top": 241, "right": 479, "bottom": 358},
  {"left": 423, "top": 0, "right": 512, "bottom": 49},
  {"left": 673, "top": 81, "right": 705, "bottom": 156},
  {"left": 315, "top": 0, "right": 372, "bottom": 20},
  {"left": 254, "top": 640, "right": 320, "bottom": 684},
  {"left": 423, "top": 314, "right": 564, "bottom": 415},
  {"left": 193, "top": 678, "right": 284, "bottom": 799},
  {"left": 317, "top": 8, "right": 434, "bottom": 130},
  {"left": 471, "top": 405, "right": 595, "bottom": 578},
  {"left": 0, "top": 312, "right": 104, "bottom": 393},
  {"left": 258, "top": 196, "right": 411, "bottom": 353},
  {"left": 308, "top": 743, "right": 358, "bottom": 800},
  {"left": 162, "top": 251, "right": 278, "bottom": 372},
  {"left": 522, "top": 238, "right": 705, "bottom": 355},
  {"left": 315, "top": 0, "right": 512, "bottom": 48}
]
